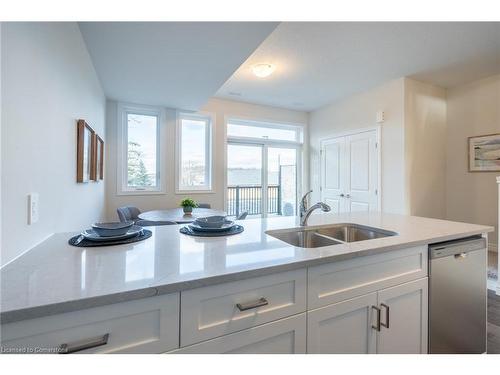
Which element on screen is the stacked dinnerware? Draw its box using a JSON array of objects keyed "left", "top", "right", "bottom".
[
  {"left": 80, "top": 221, "right": 143, "bottom": 242},
  {"left": 189, "top": 216, "right": 236, "bottom": 233}
]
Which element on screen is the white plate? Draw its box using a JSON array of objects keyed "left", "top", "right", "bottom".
[
  {"left": 82, "top": 225, "right": 143, "bottom": 242},
  {"left": 189, "top": 221, "right": 235, "bottom": 232}
]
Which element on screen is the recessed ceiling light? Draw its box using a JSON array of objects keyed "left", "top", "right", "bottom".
[{"left": 252, "top": 63, "right": 276, "bottom": 78}]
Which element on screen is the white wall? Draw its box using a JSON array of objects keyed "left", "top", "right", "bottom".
[
  {"left": 309, "top": 78, "right": 407, "bottom": 214},
  {"left": 404, "top": 78, "right": 447, "bottom": 218},
  {"left": 105, "top": 97, "right": 308, "bottom": 220},
  {"left": 1, "top": 23, "right": 106, "bottom": 266},
  {"left": 0, "top": 22, "right": 3, "bottom": 262},
  {"left": 446, "top": 75, "right": 500, "bottom": 250}
]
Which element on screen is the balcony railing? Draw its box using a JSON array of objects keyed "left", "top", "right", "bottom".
[{"left": 227, "top": 185, "right": 281, "bottom": 217}]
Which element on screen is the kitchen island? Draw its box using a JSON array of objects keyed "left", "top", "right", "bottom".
[{"left": 0, "top": 212, "right": 493, "bottom": 354}]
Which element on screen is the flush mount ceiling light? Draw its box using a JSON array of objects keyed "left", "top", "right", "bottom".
[{"left": 252, "top": 63, "right": 276, "bottom": 78}]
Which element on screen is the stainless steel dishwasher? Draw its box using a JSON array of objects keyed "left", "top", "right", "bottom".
[{"left": 429, "top": 235, "right": 487, "bottom": 354}]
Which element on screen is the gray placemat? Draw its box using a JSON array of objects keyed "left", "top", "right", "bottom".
[
  {"left": 68, "top": 229, "right": 152, "bottom": 247},
  {"left": 180, "top": 225, "right": 244, "bottom": 237}
]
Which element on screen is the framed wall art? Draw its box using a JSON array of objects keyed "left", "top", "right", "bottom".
[
  {"left": 468, "top": 133, "right": 500, "bottom": 172},
  {"left": 77, "top": 119, "right": 95, "bottom": 182},
  {"left": 95, "top": 135, "right": 104, "bottom": 180}
]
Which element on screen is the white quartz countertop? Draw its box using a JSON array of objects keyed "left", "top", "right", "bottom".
[{"left": 0, "top": 212, "right": 493, "bottom": 323}]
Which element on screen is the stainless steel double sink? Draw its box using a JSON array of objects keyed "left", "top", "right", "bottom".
[{"left": 266, "top": 223, "right": 397, "bottom": 248}]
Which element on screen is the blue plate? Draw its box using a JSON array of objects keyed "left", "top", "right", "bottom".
[
  {"left": 180, "top": 225, "right": 244, "bottom": 237},
  {"left": 189, "top": 220, "right": 235, "bottom": 232},
  {"left": 82, "top": 225, "right": 143, "bottom": 242}
]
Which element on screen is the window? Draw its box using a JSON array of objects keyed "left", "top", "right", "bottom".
[
  {"left": 227, "top": 119, "right": 302, "bottom": 142},
  {"left": 177, "top": 113, "right": 213, "bottom": 192},
  {"left": 226, "top": 118, "right": 304, "bottom": 218},
  {"left": 118, "top": 104, "right": 163, "bottom": 195}
]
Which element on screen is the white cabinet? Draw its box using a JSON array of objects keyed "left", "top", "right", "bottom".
[
  {"left": 308, "top": 246, "right": 427, "bottom": 309},
  {"left": 377, "top": 278, "right": 428, "bottom": 354},
  {"left": 307, "top": 293, "right": 377, "bottom": 353},
  {"left": 2, "top": 293, "right": 180, "bottom": 354},
  {"left": 1, "top": 246, "right": 429, "bottom": 354},
  {"left": 171, "top": 314, "right": 306, "bottom": 354},
  {"left": 307, "top": 278, "right": 428, "bottom": 354},
  {"left": 180, "top": 269, "right": 306, "bottom": 346}
]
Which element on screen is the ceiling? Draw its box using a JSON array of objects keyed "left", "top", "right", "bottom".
[
  {"left": 78, "top": 22, "right": 278, "bottom": 110},
  {"left": 216, "top": 22, "right": 500, "bottom": 111}
]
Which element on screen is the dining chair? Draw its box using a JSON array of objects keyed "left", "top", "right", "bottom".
[
  {"left": 136, "top": 220, "right": 176, "bottom": 227},
  {"left": 117, "top": 206, "right": 141, "bottom": 223},
  {"left": 197, "top": 203, "right": 211, "bottom": 208},
  {"left": 236, "top": 211, "right": 248, "bottom": 220}
]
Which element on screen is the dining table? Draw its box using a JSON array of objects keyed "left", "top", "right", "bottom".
[{"left": 138, "top": 207, "right": 227, "bottom": 224}]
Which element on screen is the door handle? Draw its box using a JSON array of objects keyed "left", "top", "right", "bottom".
[
  {"left": 380, "top": 303, "right": 390, "bottom": 329},
  {"left": 339, "top": 193, "right": 345, "bottom": 197},
  {"left": 59, "top": 333, "right": 109, "bottom": 354},
  {"left": 236, "top": 297, "right": 269, "bottom": 311},
  {"left": 345, "top": 194, "right": 351, "bottom": 198},
  {"left": 371, "top": 305, "right": 381, "bottom": 331}
]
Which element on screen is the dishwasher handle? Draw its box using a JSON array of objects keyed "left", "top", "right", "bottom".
[{"left": 429, "top": 237, "right": 486, "bottom": 259}]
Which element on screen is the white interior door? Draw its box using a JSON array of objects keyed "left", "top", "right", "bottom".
[
  {"left": 320, "top": 137, "right": 346, "bottom": 214},
  {"left": 320, "top": 129, "right": 379, "bottom": 213},
  {"left": 346, "top": 131, "right": 379, "bottom": 212}
]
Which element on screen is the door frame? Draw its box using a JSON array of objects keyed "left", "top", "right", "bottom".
[{"left": 319, "top": 126, "right": 382, "bottom": 211}]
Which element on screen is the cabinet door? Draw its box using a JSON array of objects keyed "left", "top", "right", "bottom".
[
  {"left": 377, "top": 278, "right": 428, "bottom": 354},
  {"left": 171, "top": 314, "right": 306, "bottom": 354},
  {"left": 307, "top": 292, "right": 377, "bottom": 353}
]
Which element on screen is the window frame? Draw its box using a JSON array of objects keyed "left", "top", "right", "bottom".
[
  {"left": 117, "top": 103, "right": 165, "bottom": 196},
  {"left": 226, "top": 118, "right": 304, "bottom": 144},
  {"left": 175, "top": 111, "right": 215, "bottom": 194},
  {"left": 224, "top": 116, "right": 305, "bottom": 217}
]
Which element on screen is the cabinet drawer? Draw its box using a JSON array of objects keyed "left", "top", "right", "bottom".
[
  {"left": 171, "top": 313, "right": 306, "bottom": 354},
  {"left": 1, "top": 293, "right": 179, "bottom": 354},
  {"left": 308, "top": 246, "right": 427, "bottom": 309},
  {"left": 180, "top": 269, "right": 307, "bottom": 346}
]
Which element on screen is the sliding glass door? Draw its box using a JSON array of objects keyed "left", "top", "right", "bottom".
[
  {"left": 227, "top": 142, "right": 300, "bottom": 218},
  {"left": 227, "top": 143, "right": 263, "bottom": 217},
  {"left": 267, "top": 147, "right": 298, "bottom": 217}
]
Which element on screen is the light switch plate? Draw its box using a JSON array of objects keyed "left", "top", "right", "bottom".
[
  {"left": 28, "top": 193, "right": 39, "bottom": 224},
  {"left": 376, "top": 110, "right": 385, "bottom": 123}
]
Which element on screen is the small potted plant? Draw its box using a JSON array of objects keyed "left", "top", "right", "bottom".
[{"left": 180, "top": 198, "right": 198, "bottom": 215}]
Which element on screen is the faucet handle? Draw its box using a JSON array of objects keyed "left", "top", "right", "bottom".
[{"left": 300, "top": 190, "right": 313, "bottom": 214}]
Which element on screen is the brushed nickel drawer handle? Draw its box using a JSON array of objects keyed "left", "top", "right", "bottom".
[
  {"left": 59, "top": 333, "right": 109, "bottom": 354},
  {"left": 381, "top": 303, "right": 390, "bottom": 329},
  {"left": 371, "top": 305, "right": 381, "bottom": 331},
  {"left": 236, "top": 297, "right": 269, "bottom": 311}
]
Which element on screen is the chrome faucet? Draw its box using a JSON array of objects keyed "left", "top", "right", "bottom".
[
  {"left": 300, "top": 202, "right": 331, "bottom": 226},
  {"left": 299, "top": 190, "right": 313, "bottom": 218}
]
